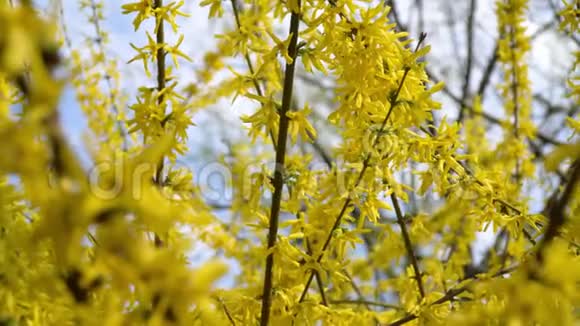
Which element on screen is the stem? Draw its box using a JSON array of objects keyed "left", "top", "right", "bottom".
[
  {"left": 259, "top": 2, "right": 301, "bottom": 325},
  {"left": 304, "top": 230, "right": 328, "bottom": 307},
  {"left": 314, "top": 270, "right": 328, "bottom": 306},
  {"left": 507, "top": 9, "right": 521, "bottom": 183},
  {"left": 217, "top": 297, "right": 236, "bottom": 326},
  {"left": 302, "top": 213, "right": 329, "bottom": 307},
  {"left": 232, "top": 0, "right": 328, "bottom": 312},
  {"left": 457, "top": 0, "right": 476, "bottom": 122},
  {"left": 153, "top": 0, "right": 166, "bottom": 247},
  {"left": 415, "top": 0, "right": 424, "bottom": 36},
  {"left": 330, "top": 299, "right": 401, "bottom": 310},
  {"left": 391, "top": 193, "right": 425, "bottom": 298},
  {"left": 476, "top": 42, "right": 498, "bottom": 98}
]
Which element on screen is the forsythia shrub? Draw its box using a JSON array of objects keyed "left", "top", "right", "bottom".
[{"left": 0, "top": 0, "right": 578, "bottom": 325}]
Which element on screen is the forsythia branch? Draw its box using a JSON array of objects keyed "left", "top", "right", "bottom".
[
  {"left": 297, "top": 33, "right": 428, "bottom": 304},
  {"left": 259, "top": 1, "right": 302, "bottom": 324}
]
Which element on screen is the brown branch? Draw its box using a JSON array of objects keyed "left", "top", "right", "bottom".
[
  {"left": 310, "top": 136, "right": 333, "bottom": 168},
  {"left": 154, "top": 0, "right": 166, "bottom": 181},
  {"left": 330, "top": 299, "right": 401, "bottom": 310},
  {"left": 297, "top": 204, "right": 329, "bottom": 307},
  {"left": 152, "top": 0, "right": 166, "bottom": 248},
  {"left": 230, "top": 0, "right": 326, "bottom": 273},
  {"left": 217, "top": 297, "right": 237, "bottom": 326},
  {"left": 259, "top": 1, "right": 301, "bottom": 324},
  {"left": 231, "top": 2, "right": 329, "bottom": 308},
  {"left": 391, "top": 193, "right": 425, "bottom": 298},
  {"left": 457, "top": 0, "right": 477, "bottom": 123},
  {"left": 475, "top": 42, "right": 499, "bottom": 99},
  {"left": 314, "top": 270, "right": 329, "bottom": 306},
  {"left": 537, "top": 160, "right": 580, "bottom": 260}
]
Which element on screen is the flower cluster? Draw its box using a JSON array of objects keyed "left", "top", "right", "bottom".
[{"left": 123, "top": 0, "right": 192, "bottom": 160}]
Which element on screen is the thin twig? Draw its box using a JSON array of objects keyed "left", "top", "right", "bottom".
[
  {"left": 330, "top": 299, "right": 401, "bottom": 310},
  {"left": 415, "top": 0, "right": 424, "bottom": 37},
  {"left": 391, "top": 193, "right": 425, "bottom": 298},
  {"left": 298, "top": 204, "right": 330, "bottom": 307},
  {"left": 343, "top": 270, "right": 371, "bottom": 310},
  {"left": 457, "top": 0, "right": 476, "bottom": 122},
  {"left": 389, "top": 0, "right": 557, "bottom": 149},
  {"left": 476, "top": 42, "right": 498, "bottom": 98},
  {"left": 217, "top": 297, "right": 237, "bottom": 326},
  {"left": 259, "top": 1, "right": 302, "bottom": 324},
  {"left": 87, "top": 232, "right": 100, "bottom": 247},
  {"left": 314, "top": 270, "right": 329, "bottom": 306},
  {"left": 342, "top": 270, "right": 382, "bottom": 325}
]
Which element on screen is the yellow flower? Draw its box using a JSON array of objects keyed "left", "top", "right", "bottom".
[
  {"left": 286, "top": 103, "right": 317, "bottom": 143},
  {"left": 121, "top": 0, "right": 154, "bottom": 31}
]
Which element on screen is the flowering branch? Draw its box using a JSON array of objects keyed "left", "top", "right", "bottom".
[
  {"left": 152, "top": 0, "right": 167, "bottom": 248},
  {"left": 259, "top": 1, "right": 302, "bottom": 324},
  {"left": 297, "top": 33, "right": 428, "bottom": 304}
]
